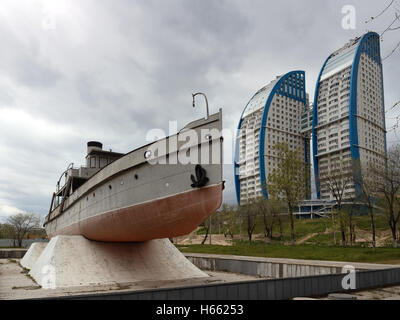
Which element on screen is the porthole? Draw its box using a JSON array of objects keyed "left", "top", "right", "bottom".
[
  {"left": 109, "top": 185, "right": 112, "bottom": 190},
  {"left": 93, "top": 193, "right": 95, "bottom": 197},
  {"left": 134, "top": 174, "right": 138, "bottom": 180},
  {"left": 144, "top": 150, "right": 152, "bottom": 159}
]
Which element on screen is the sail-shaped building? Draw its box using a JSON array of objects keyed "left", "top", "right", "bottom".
[
  {"left": 312, "top": 32, "right": 387, "bottom": 200},
  {"left": 234, "top": 71, "right": 311, "bottom": 204}
]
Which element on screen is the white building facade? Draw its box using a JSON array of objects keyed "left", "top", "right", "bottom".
[
  {"left": 234, "top": 71, "right": 311, "bottom": 204},
  {"left": 312, "top": 32, "right": 387, "bottom": 200}
]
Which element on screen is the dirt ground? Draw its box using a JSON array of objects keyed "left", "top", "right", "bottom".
[
  {"left": 173, "top": 231, "right": 234, "bottom": 246},
  {"left": 296, "top": 227, "right": 395, "bottom": 247},
  {"left": 173, "top": 228, "right": 271, "bottom": 246},
  {"left": 174, "top": 227, "right": 397, "bottom": 247},
  {"left": 315, "top": 286, "right": 400, "bottom": 300}
]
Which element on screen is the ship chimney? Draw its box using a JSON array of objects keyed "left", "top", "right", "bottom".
[{"left": 87, "top": 141, "right": 103, "bottom": 155}]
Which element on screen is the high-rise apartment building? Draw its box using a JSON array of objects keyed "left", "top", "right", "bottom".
[
  {"left": 234, "top": 71, "right": 311, "bottom": 204},
  {"left": 312, "top": 32, "right": 387, "bottom": 200}
]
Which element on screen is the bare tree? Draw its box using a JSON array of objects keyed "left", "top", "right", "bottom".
[
  {"left": 253, "top": 196, "right": 272, "bottom": 239},
  {"left": 371, "top": 145, "right": 400, "bottom": 247},
  {"left": 219, "top": 204, "right": 236, "bottom": 239},
  {"left": 365, "top": 0, "right": 400, "bottom": 61},
  {"left": 238, "top": 200, "right": 258, "bottom": 244},
  {"left": 254, "top": 196, "right": 283, "bottom": 240},
  {"left": 354, "top": 160, "right": 380, "bottom": 248},
  {"left": 201, "top": 217, "right": 211, "bottom": 245},
  {"left": 5, "top": 213, "right": 40, "bottom": 248},
  {"left": 343, "top": 197, "right": 357, "bottom": 246},
  {"left": 0, "top": 223, "right": 15, "bottom": 240},
  {"left": 268, "top": 143, "right": 306, "bottom": 245},
  {"left": 319, "top": 162, "right": 353, "bottom": 246},
  {"left": 364, "top": 2, "right": 400, "bottom": 139}
]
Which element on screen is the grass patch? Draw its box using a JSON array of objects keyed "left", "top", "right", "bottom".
[
  {"left": 18, "top": 262, "right": 30, "bottom": 274},
  {"left": 352, "top": 215, "right": 388, "bottom": 231},
  {"left": 305, "top": 232, "right": 336, "bottom": 245},
  {"left": 12, "top": 285, "right": 41, "bottom": 290},
  {"left": 178, "top": 241, "right": 400, "bottom": 264}
]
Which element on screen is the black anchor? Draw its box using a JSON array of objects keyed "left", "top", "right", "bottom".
[{"left": 190, "top": 165, "right": 209, "bottom": 188}]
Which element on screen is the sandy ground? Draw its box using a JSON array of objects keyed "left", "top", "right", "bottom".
[
  {"left": 0, "top": 258, "right": 258, "bottom": 300},
  {"left": 315, "top": 286, "right": 400, "bottom": 300},
  {"left": 294, "top": 227, "right": 395, "bottom": 247},
  {"left": 352, "top": 228, "right": 394, "bottom": 247},
  {"left": 350, "top": 286, "right": 400, "bottom": 300},
  {"left": 173, "top": 228, "right": 234, "bottom": 246},
  {"left": 173, "top": 227, "right": 280, "bottom": 246},
  {"left": 173, "top": 226, "right": 396, "bottom": 247}
]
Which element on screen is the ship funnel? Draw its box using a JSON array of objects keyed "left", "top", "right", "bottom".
[{"left": 87, "top": 141, "right": 103, "bottom": 155}]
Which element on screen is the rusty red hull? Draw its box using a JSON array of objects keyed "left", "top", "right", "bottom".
[{"left": 48, "top": 183, "right": 223, "bottom": 242}]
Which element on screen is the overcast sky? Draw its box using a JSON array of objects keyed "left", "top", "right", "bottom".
[{"left": 0, "top": 0, "right": 399, "bottom": 220}]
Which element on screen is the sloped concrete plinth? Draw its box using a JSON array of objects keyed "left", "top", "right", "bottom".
[
  {"left": 27, "top": 235, "right": 208, "bottom": 288},
  {"left": 21, "top": 242, "right": 48, "bottom": 270}
]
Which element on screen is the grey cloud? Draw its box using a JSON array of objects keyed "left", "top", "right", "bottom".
[
  {"left": 0, "top": 85, "right": 14, "bottom": 107},
  {"left": 0, "top": 17, "right": 63, "bottom": 89},
  {"left": 0, "top": 0, "right": 399, "bottom": 217},
  {"left": 15, "top": 58, "right": 63, "bottom": 88}
]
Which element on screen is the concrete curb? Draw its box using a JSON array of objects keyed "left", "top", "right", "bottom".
[
  {"left": 0, "top": 249, "right": 27, "bottom": 259},
  {"left": 184, "top": 253, "right": 399, "bottom": 278}
]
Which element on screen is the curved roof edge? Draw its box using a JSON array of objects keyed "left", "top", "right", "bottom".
[
  {"left": 312, "top": 55, "right": 332, "bottom": 199},
  {"left": 312, "top": 31, "right": 382, "bottom": 199},
  {"left": 349, "top": 31, "right": 382, "bottom": 198}
]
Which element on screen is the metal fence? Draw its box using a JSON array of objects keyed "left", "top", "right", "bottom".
[
  {"left": 0, "top": 239, "right": 48, "bottom": 248},
  {"left": 51, "top": 267, "right": 400, "bottom": 300}
]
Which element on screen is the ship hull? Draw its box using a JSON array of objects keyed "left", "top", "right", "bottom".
[
  {"left": 47, "top": 183, "right": 222, "bottom": 242},
  {"left": 44, "top": 110, "right": 223, "bottom": 242}
]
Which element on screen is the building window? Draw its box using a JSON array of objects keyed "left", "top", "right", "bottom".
[{"left": 90, "top": 157, "right": 96, "bottom": 168}]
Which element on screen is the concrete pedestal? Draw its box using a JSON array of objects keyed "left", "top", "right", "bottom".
[
  {"left": 20, "top": 242, "right": 48, "bottom": 270},
  {"left": 24, "top": 235, "right": 208, "bottom": 288}
]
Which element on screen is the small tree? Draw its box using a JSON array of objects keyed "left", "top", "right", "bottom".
[
  {"left": 354, "top": 160, "right": 379, "bottom": 248},
  {"left": 319, "top": 161, "right": 353, "bottom": 246},
  {"left": 343, "top": 197, "right": 357, "bottom": 246},
  {"left": 6, "top": 213, "right": 40, "bottom": 248},
  {"left": 0, "top": 223, "right": 15, "bottom": 240},
  {"left": 371, "top": 145, "right": 400, "bottom": 247},
  {"left": 200, "top": 214, "right": 215, "bottom": 245},
  {"left": 238, "top": 200, "right": 258, "bottom": 244},
  {"left": 255, "top": 197, "right": 282, "bottom": 240},
  {"left": 219, "top": 203, "right": 236, "bottom": 239},
  {"left": 253, "top": 197, "right": 272, "bottom": 239},
  {"left": 201, "top": 217, "right": 210, "bottom": 245},
  {"left": 268, "top": 143, "right": 306, "bottom": 245}
]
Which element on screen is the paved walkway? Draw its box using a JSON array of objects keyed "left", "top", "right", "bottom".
[
  {"left": 347, "top": 286, "right": 400, "bottom": 300},
  {"left": 0, "top": 258, "right": 258, "bottom": 300}
]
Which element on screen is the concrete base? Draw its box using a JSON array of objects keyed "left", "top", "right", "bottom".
[
  {"left": 21, "top": 242, "right": 47, "bottom": 270},
  {"left": 27, "top": 236, "right": 208, "bottom": 288}
]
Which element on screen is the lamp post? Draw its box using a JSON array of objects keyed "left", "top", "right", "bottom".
[{"left": 192, "top": 92, "right": 210, "bottom": 119}]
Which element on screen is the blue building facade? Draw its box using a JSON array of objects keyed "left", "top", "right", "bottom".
[
  {"left": 234, "top": 71, "right": 311, "bottom": 205},
  {"left": 312, "top": 32, "right": 387, "bottom": 200}
]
